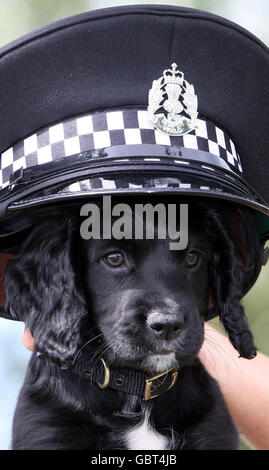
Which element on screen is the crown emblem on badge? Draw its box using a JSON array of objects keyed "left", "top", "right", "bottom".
[{"left": 148, "top": 63, "right": 198, "bottom": 136}]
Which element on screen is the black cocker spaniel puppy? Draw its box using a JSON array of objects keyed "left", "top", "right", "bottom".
[{"left": 4, "top": 197, "right": 262, "bottom": 450}]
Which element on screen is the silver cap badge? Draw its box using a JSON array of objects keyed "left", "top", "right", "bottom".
[{"left": 148, "top": 63, "right": 198, "bottom": 136}]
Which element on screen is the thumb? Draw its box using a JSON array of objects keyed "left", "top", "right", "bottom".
[{"left": 22, "top": 327, "right": 35, "bottom": 351}]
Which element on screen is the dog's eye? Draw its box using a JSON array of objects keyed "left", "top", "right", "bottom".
[
  {"left": 185, "top": 251, "right": 200, "bottom": 267},
  {"left": 104, "top": 252, "right": 126, "bottom": 268}
]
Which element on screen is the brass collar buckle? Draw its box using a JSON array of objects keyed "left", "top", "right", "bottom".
[{"left": 144, "top": 367, "right": 179, "bottom": 400}]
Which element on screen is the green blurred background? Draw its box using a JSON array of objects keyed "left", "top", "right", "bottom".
[{"left": 0, "top": 0, "right": 268, "bottom": 451}]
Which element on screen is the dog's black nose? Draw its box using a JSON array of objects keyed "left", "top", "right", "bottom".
[{"left": 149, "top": 319, "right": 184, "bottom": 340}]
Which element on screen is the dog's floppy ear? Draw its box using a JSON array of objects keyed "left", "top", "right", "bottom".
[
  {"left": 4, "top": 214, "right": 88, "bottom": 366},
  {"left": 209, "top": 250, "right": 257, "bottom": 359},
  {"left": 204, "top": 204, "right": 257, "bottom": 359}
]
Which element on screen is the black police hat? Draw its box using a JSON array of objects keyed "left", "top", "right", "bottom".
[{"left": 0, "top": 5, "right": 268, "bottom": 314}]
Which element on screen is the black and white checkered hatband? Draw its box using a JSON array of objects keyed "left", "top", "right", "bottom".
[{"left": 0, "top": 109, "right": 268, "bottom": 219}]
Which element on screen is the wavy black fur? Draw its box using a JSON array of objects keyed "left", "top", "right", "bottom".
[{"left": 4, "top": 198, "right": 263, "bottom": 449}]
